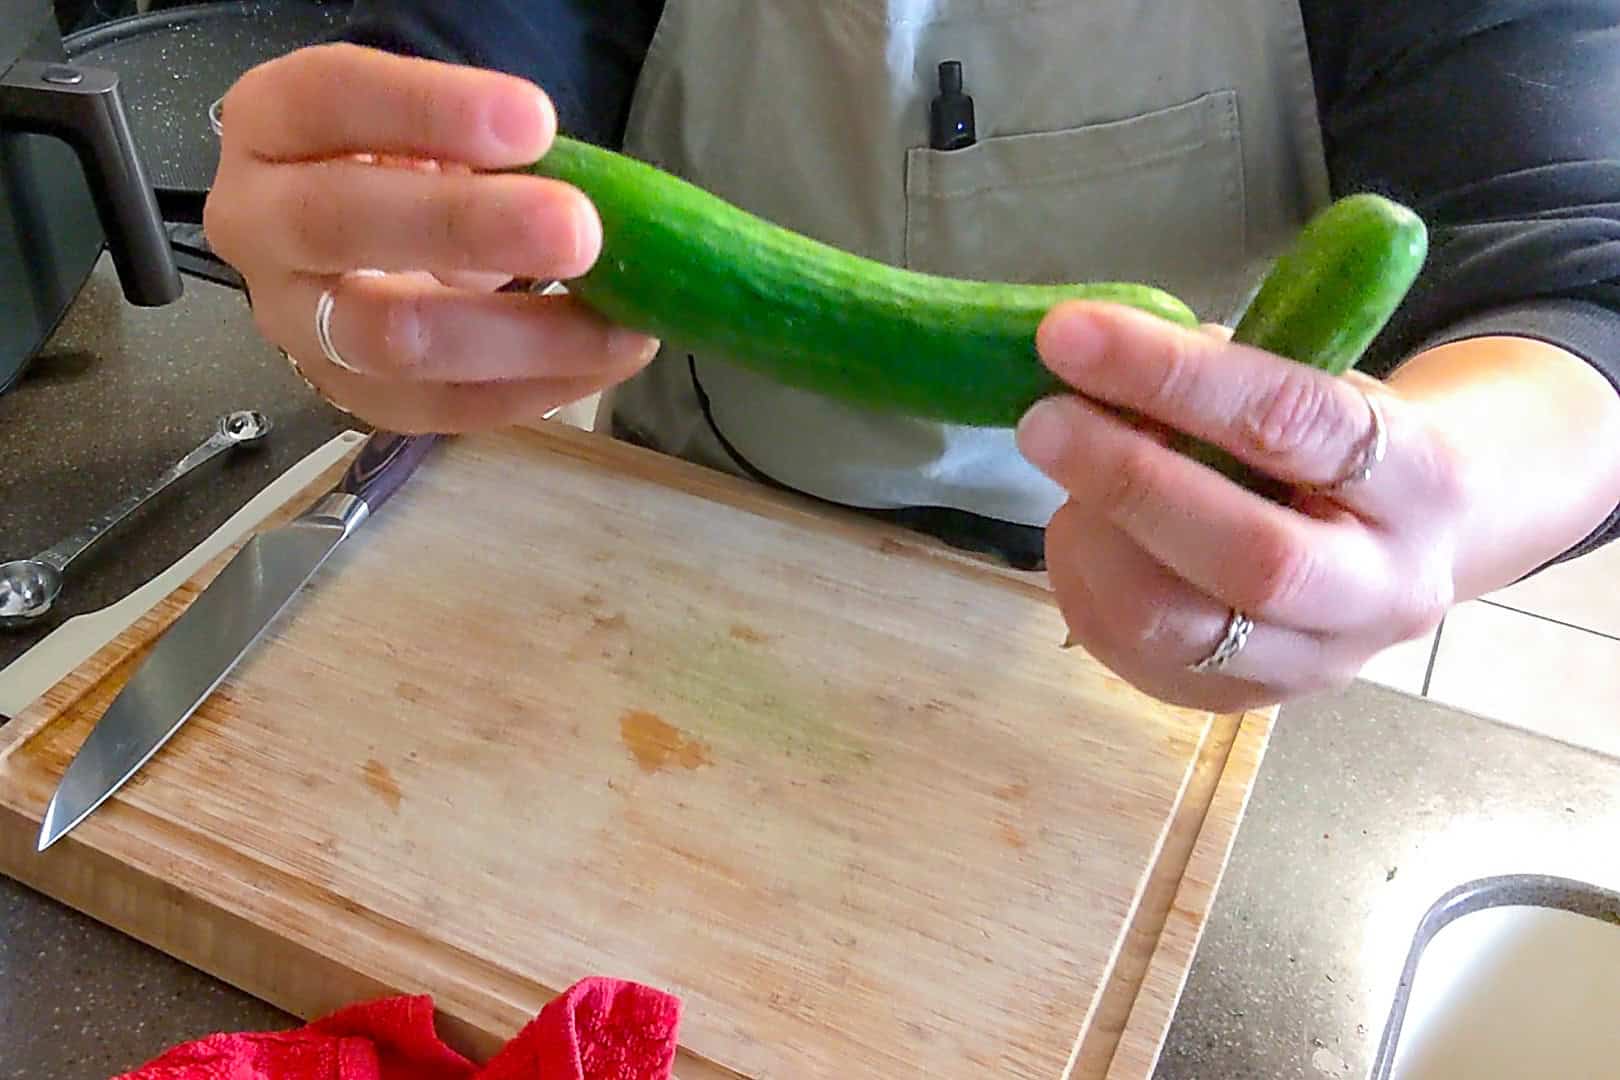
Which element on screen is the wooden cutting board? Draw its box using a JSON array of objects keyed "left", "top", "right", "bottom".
[{"left": 0, "top": 422, "right": 1272, "bottom": 1079}]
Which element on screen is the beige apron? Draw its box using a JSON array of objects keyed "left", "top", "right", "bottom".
[{"left": 608, "top": 0, "right": 1331, "bottom": 542}]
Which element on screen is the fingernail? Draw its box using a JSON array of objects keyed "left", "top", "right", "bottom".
[
  {"left": 1016, "top": 396, "right": 1071, "bottom": 472},
  {"left": 562, "top": 198, "right": 603, "bottom": 276},
  {"left": 490, "top": 87, "right": 551, "bottom": 157},
  {"left": 610, "top": 326, "right": 660, "bottom": 364},
  {"left": 1036, "top": 304, "right": 1104, "bottom": 372}
]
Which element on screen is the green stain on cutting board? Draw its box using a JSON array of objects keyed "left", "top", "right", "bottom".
[{"left": 627, "top": 619, "right": 875, "bottom": 772}]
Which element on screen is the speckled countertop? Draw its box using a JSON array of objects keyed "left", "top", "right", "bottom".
[
  {"left": 4, "top": 256, "right": 1619, "bottom": 1080},
  {"left": 0, "top": 254, "right": 352, "bottom": 674}
]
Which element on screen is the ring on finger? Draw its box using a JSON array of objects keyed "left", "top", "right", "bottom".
[
  {"left": 314, "top": 268, "right": 385, "bottom": 374},
  {"left": 1188, "top": 608, "right": 1254, "bottom": 673},
  {"left": 1322, "top": 384, "right": 1388, "bottom": 495}
]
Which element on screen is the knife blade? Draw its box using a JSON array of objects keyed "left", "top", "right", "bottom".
[{"left": 37, "top": 431, "right": 440, "bottom": 851}]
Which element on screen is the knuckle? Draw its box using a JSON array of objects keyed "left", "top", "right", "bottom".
[
  {"left": 221, "top": 51, "right": 304, "bottom": 147},
  {"left": 278, "top": 42, "right": 352, "bottom": 96},
  {"left": 1108, "top": 592, "right": 1172, "bottom": 650},
  {"left": 283, "top": 183, "right": 343, "bottom": 267},
  {"left": 1145, "top": 331, "right": 1199, "bottom": 410},
  {"left": 1244, "top": 369, "right": 1346, "bottom": 460},
  {"left": 1128, "top": 600, "right": 1180, "bottom": 651},
  {"left": 429, "top": 80, "right": 485, "bottom": 150},
  {"left": 1391, "top": 574, "right": 1453, "bottom": 644},
  {"left": 201, "top": 166, "right": 253, "bottom": 266},
  {"left": 1240, "top": 523, "right": 1319, "bottom": 615},
  {"left": 396, "top": 77, "right": 446, "bottom": 153},
  {"left": 1102, "top": 592, "right": 1166, "bottom": 654},
  {"left": 228, "top": 54, "right": 277, "bottom": 97},
  {"left": 215, "top": 70, "right": 263, "bottom": 149},
  {"left": 1105, "top": 443, "right": 1166, "bottom": 522},
  {"left": 200, "top": 189, "right": 238, "bottom": 260},
  {"left": 436, "top": 183, "right": 481, "bottom": 262}
]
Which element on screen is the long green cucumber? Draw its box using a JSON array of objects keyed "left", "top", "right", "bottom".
[
  {"left": 1176, "top": 192, "right": 1428, "bottom": 491},
  {"left": 525, "top": 134, "right": 1199, "bottom": 428}
]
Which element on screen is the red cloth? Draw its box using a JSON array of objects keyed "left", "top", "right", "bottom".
[{"left": 115, "top": 978, "right": 682, "bottom": 1080}]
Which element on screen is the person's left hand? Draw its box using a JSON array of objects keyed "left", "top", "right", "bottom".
[{"left": 1015, "top": 300, "right": 1469, "bottom": 713}]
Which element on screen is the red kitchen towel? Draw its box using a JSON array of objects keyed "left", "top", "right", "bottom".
[{"left": 113, "top": 977, "right": 682, "bottom": 1080}]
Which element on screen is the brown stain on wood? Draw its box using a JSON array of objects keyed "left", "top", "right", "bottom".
[
  {"left": 728, "top": 623, "right": 772, "bottom": 645},
  {"left": 995, "top": 779, "right": 1030, "bottom": 849},
  {"left": 394, "top": 681, "right": 430, "bottom": 705},
  {"left": 362, "top": 759, "right": 402, "bottom": 812},
  {"left": 619, "top": 710, "right": 711, "bottom": 774},
  {"left": 592, "top": 612, "right": 629, "bottom": 632}
]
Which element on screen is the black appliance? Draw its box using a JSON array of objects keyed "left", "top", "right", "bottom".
[{"left": 1, "top": 0, "right": 180, "bottom": 395}]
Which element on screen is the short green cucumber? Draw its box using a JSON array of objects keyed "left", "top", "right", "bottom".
[
  {"left": 524, "top": 134, "right": 1199, "bottom": 428},
  {"left": 1176, "top": 192, "right": 1429, "bottom": 488},
  {"left": 1233, "top": 191, "right": 1427, "bottom": 374}
]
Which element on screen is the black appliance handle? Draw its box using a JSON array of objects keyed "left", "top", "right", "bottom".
[{"left": 0, "top": 58, "right": 181, "bottom": 306}]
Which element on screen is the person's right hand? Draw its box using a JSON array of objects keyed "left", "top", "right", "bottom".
[{"left": 203, "top": 43, "right": 659, "bottom": 433}]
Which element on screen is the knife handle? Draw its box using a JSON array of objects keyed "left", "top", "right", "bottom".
[{"left": 339, "top": 432, "right": 440, "bottom": 511}]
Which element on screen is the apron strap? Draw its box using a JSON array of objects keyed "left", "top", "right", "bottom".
[{"left": 650, "top": 354, "right": 1050, "bottom": 572}]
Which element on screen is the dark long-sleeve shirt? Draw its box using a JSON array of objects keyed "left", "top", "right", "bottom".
[{"left": 329, "top": 0, "right": 1620, "bottom": 565}]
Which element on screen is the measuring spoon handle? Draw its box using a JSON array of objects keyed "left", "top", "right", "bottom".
[{"left": 37, "top": 422, "right": 251, "bottom": 573}]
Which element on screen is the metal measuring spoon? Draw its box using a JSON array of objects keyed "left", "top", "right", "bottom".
[{"left": 0, "top": 410, "right": 271, "bottom": 630}]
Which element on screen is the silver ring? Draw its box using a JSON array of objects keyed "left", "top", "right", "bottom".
[
  {"left": 1189, "top": 609, "right": 1254, "bottom": 673},
  {"left": 313, "top": 287, "right": 357, "bottom": 372},
  {"left": 313, "top": 270, "right": 385, "bottom": 373},
  {"left": 1327, "top": 387, "right": 1388, "bottom": 493}
]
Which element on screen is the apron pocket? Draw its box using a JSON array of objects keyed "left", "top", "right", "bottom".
[{"left": 903, "top": 88, "right": 1247, "bottom": 322}]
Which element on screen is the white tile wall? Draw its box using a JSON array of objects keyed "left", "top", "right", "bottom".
[
  {"left": 1356, "top": 538, "right": 1620, "bottom": 762},
  {"left": 1426, "top": 600, "right": 1620, "bottom": 761},
  {"left": 1485, "top": 540, "right": 1620, "bottom": 640}
]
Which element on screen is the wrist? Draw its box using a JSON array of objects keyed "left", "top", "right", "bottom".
[{"left": 1386, "top": 334, "right": 1620, "bottom": 600}]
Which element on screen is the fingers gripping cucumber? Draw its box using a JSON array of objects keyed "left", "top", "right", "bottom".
[{"left": 525, "top": 135, "right": 1199, "bottom": 428}]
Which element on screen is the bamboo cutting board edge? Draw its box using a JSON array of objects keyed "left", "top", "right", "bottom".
[
  {"left": 0, "top": 423, "right": 1275, "bottom": 1078},
  {"left": 1071, "top": 711, "right": 1239, "bottom": 1077},
  {"left": 1104, "top": 710, "right": 1273, "bottom": 1079},
  {"left": 0, "top": 775, "right": 741, "bottom": 1080}
]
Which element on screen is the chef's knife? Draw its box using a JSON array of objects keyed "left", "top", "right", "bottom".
[{"left": 36, "top": 431, "right": 439, "bottom": 851}]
